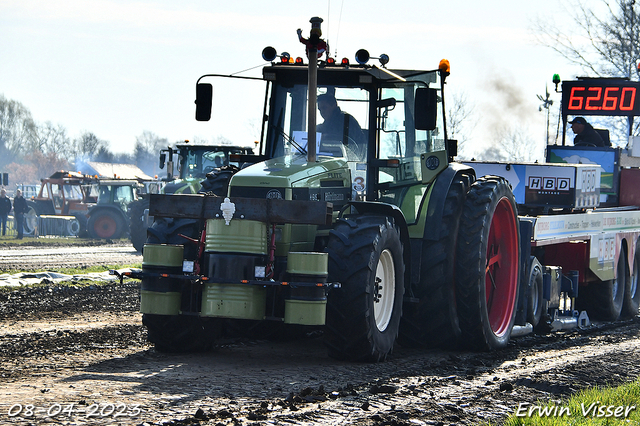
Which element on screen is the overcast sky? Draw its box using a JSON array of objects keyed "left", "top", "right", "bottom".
[{"left": 1, "top": 0, "right": 588, "bottom": 158}]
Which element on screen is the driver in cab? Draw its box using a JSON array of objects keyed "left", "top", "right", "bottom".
[
  {"left": 569, "top": 116, "right": 608, "bottom": 147},
  {"left": 317, "top": 93, "right": 366, "bottom": 156}
]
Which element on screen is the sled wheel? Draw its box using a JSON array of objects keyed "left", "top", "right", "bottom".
[
  {"left": 325, "top": 215, "right": 405, "bottom": 362},
  {"left": 588, "top": 244, "right": 627, "bottom": 321},
  {"left": 622, "top": 239, "right": 640, "bottom": 319},
  {"left": 398, "top": 173, "right": 471, "bottom": 349},
  {"left": 455, "top": 176, "right": 519, "bottom": 350},
  {"left": 527, "top": 257, "right": 544, "bottom": 328}
]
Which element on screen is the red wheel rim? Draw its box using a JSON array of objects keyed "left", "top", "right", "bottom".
[
  {"left": 94, "top": 216, "right": 117, "bottom": 238},
  {"left": 485, "top": 196, "right": 518, "bottom": 336}
]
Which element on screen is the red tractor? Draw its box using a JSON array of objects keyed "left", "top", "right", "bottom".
[{"left": 26, "top": 171, "right": 95, "bottom": 236}]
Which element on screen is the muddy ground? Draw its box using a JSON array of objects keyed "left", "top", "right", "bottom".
[{"left": 1, "top": 240, "right": 640, "bottom": 425}]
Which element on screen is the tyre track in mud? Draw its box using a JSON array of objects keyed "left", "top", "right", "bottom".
[{"left": 1, "top": 280, "right": 640, "bottom": 425}]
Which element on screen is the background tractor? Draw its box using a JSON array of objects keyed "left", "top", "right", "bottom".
[
  {"left": 25, "top": 171, "right": 95, "bottom": 237},
  {"left": 85, "top": 179, "right": 141, "bottom": 239},
  {"left": 128, "top": 142, "right": 255, "bottom": 251}
]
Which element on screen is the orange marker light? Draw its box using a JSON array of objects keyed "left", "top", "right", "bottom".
[{"left": 439, "top": 59, "right": 451, "bottom": 74}]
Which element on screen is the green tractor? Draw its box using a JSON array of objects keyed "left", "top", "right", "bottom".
[
  {"left": 129, "top": 142, "right": 255, "bottom": 251},
  {"left": 125, "top": 18, "right": 521, "bottom": 361},
  {"left": 159, "top": 141, "right": 255, "bottom": 195}
]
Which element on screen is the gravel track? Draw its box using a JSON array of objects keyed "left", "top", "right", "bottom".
[{"left": 1, "top": 242, "right": 639, "bottom": 425}]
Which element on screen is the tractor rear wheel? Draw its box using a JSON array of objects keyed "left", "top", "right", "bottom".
[
  {"left": 325, "top": 215, "right": 404, "bottom": 362},
  {"left": 455, "top": 176, "right": 520, "bottom": 351},
  {"left": 199, "top": 165, "right": 239, "bottom": 196},
  {"left": 88, "top": 210, "right": 125, "bottom": 239},
  {"left": 398, "top": 174, "right": 471, "bottom": 349},
  {"left": 146, "top": 217, "right": 201, "bottom": 259},
  {"left": 622, "top": 240, "right": 640, "bottom": 318}
]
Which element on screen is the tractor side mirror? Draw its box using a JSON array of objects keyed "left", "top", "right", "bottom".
[
  {"left": 195, "top": 83, "right": 213, "bottom": 121},
  {"left": 2, "top": 173, "right": 7, "bottom": 186},
  {"left": 415, "top": 88, "right": 437, "bottom": 131},
  {"left": 159, "top": 152, "right": 166, "bottom": 170}
]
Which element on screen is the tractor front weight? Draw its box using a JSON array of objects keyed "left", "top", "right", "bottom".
[{"left": 130, "top": 193, "right": 337, "bottom": 326}]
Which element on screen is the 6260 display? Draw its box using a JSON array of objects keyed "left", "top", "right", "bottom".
[{"left": 562, "top": 79, "right": 640, "bottom": 116}]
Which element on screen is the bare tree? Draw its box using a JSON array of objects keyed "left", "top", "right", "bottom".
[
  {"left": 134, "top": 131, "right": 169, "bottom": 177},
  {"left": 0, "top": 95, "right": 38, "bottom": 165},
  {"left": 446, "top": 90, "right": 477, "bottom": 159},
  {"left": 35, "top": 121, "right": 73, "bottom": 160},
  {"left": 25, "top": 151, "right": 70, "bottom": 180},
  {"left": 73, "top": 132, "right": 107, "bottom": 162},
  {"left": 535, "top": 0, "right": 639, "bottom": 78}
]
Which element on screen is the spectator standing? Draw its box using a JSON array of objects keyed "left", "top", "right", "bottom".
[
  {"left": 0, "top": 189, "right": 11, "bottom": 236},
  {"left": 12, "top": 189, "right": 28, "bottom": 239}
]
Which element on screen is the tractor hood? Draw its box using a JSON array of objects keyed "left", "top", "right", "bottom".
[{"left": 229, "top": 155, "right": 351, "bottom": 202}]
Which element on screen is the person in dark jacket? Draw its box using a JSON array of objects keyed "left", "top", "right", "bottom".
[
  {"left": 12, "top": 189, "right": 28, "bottom": 239},
  {"left": 569, "top": 117, "right": 606, "bottom": 147},
  {"left": 0, "top": 189, "right": 12, "bottom": 236},
  {"left": 317, "top": 93, "right": 366, "bottom": 158}
]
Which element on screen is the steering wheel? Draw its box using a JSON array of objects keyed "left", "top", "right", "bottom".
[{"left": 343, "top": 136, "right": 366, "bottom": 160}]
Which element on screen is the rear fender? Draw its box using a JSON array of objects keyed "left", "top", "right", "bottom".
[{"left": 422, "top": 163, "right": 475, "bottom": 242}]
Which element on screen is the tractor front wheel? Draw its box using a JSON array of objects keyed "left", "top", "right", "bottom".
[
  {"left": 325, "top": 215, "right": 405, "bottom": 362},
  {"left": 143, "top": 314, "right": 220, "bottom": 352},
  {"left": 455, "top": 176, "right": 520, "bottom": 351}
]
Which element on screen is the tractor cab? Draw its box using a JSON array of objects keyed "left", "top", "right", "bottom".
[{"left": 196, "top": 48, "right": 453, "bottom": 215}]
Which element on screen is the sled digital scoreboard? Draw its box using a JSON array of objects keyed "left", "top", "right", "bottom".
[{"left": 562, "top": 79, "right": 640, "bottom": 117}]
